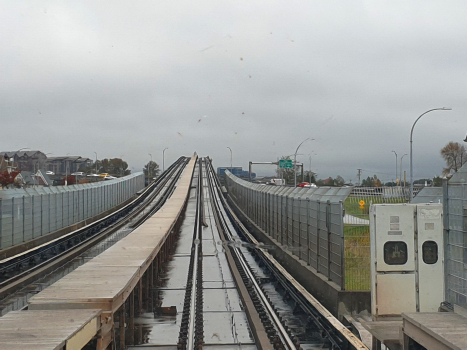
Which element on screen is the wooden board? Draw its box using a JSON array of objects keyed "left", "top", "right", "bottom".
[
  {"left": 28, "top": 155, "right": 197, "bottom": 315},
  {"left": 402, "top": 312, "right": 467, "bottom": 350},
  {"left": 0, "top": 309, "right": 101, "bottom": 350}
]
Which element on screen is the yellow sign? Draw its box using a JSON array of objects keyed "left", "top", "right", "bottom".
[{"left": 359, "top": 200, "right": 365, "bottom": 206}]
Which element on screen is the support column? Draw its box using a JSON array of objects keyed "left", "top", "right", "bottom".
[
  {"left": 138, "top": 279, "right": 143, "bottom": 314},
  {"left": 149, "top": 262, "right": 154, "bottom": 311},
  {"left": 129, "top": 291, "right": 135, "bottom": 345},
  {"left": 119, "top": 304, "right": 125, "bottom": 349}
]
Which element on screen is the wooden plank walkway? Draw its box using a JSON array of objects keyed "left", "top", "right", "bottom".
[
  {"left": 0, "top": 309, "right": 101, "bottom": 350},
  {"left": 402, "top": 312, "right": 467, "bottom": 350},
  {"left": 28, "top": 155, "right": 196, "bottom": 316}
]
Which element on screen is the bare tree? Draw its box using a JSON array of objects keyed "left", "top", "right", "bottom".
[{"left": 440, "top": 141, "right": 467, "bottom": 175}]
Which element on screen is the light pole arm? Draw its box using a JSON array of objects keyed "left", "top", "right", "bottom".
[
  {"left": 410, "top": 107, "right": 451, "bottom": 201},
  {"left": 294, "top": 138, "right": 312, "bottom": 187}
]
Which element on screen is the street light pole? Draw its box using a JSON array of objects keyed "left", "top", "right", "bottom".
[
  {"left": 163, "top": 147, "right": 168, "bottom": 173},
  {"left": 400, "top": 154, "right": 408, "bottom": 187},
  {"left": 391, "top": 151, "right": 398, "bottom": 185},
  {"left": 148, "top": 153, "right": 152, "bottom": 179},
  {"left": 410, "top": 107, "right": 451, "bottom": 201},
  {"left": 227, "top": 147, "right": 232, "bottom": 168},
  {"left": 294, "top": 138, "right": 312, "bottom": 187},
  {"left": 309, "top": 155, "right": 312, "bottom": 183},
  {"left": 94, "top": 152, "right": 98, "bottom": 174}
]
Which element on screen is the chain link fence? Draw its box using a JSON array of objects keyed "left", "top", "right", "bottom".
[
  {"left": 0, "top": 173, "right": 145, "bottom": 250},
  {"left": 343, "top": 187, "right": 409, "bottom": 290},
  {"left": 226, "top": 170, "right": 416, "bottom": 291},
  {"left": 226, "top": 171, "right": 351, "bottom": 290}
]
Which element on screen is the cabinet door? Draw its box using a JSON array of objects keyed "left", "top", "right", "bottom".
[{"left": 376, "top": 273, "right": 416, "bottom": 316}]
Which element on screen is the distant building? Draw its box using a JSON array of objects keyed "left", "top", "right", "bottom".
[
  {"left": 0, "top": 150, "right": 47, "bottom": 172},
  {"left": 46, "top": 156, "right": 92, "bottom": 175}
]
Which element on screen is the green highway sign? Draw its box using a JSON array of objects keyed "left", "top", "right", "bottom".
[{"left": 279, "top": 159, "right": 293, "bottom": 169}]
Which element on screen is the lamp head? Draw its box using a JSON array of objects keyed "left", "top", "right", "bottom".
[{"left": 464, "top": 135, "right": 467, "bottom": 143}]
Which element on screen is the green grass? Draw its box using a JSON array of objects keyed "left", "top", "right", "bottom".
[{"left": 344, "top": 224, "right": 371, "bottom": 290}]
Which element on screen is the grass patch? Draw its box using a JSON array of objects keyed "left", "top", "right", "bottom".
[{"left": 344, "top": 224, "right": 371, "bottom": 291}]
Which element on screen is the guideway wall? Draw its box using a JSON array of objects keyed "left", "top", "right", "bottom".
[
  {"left": 0, "top": 173, "right": 145, "bottom": 252},
  {"left": 224, "top": 171, "right": 371, "bottom": 317}
]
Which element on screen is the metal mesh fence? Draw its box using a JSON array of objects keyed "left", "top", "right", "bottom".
[
  {"left": 0, "top": 173, "right": 145, "bottom": 250},
  {"left": 343, "top": 189, "right": 408, "bottom": 290},
  {"left": 444, "top": 168, "right": 467, "bottom": 308},
  {"left": 225, "top": 172, "right": 417, "bottom": 292},
  {"left": 225, "top": 171, "right": 350, "bottom": 290}
]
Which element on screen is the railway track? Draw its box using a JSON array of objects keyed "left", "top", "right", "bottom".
[
  {"left": 206, "top": 157, "right": 367, "bottom": 350},
  {"left": 0, "top": 157, "right": 189, "bottom": 304},
  {"left": 172, "top": 157, "right": 366, "bottom": 349}
]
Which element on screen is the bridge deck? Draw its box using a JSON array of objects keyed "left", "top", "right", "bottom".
[
  {"left": 0, "top": 309, "right": 101, "bottom": 350},
  {"left": 28, "top": 155, "right": 197, "bottom": 314}
]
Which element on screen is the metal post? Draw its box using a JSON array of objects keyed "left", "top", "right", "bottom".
[
  {"left": 11, "top": 197, "right": 14, "bottom": 246},
  {"left": 163, "top": 147, "right": 168, "bottom": 173},
  {"left": 294, "top": 138, "right": 312, "bottom": 187},
  {"left": 227, "top": 147, "right": 232, "bottom": 168},
  {"left": 248, "top": 161, "right": 252, "bottom": 182},
  {"left": 22, "top": 196, "right": 25, "bottom": 242},
  {"left": 400, "top": 154, "right": 408, "bottom": 187},
  {"left": 392, "top": 151, "right": 398, "bottom": 185},
  {"left": 410, "top": 108, "right": 451, "bottom": 201},
  {"left": 94, "top": 151, "right": 98, "bottom": 174},
  {"left": 0, "top": 198, "right": 2, "bottom": 248}
]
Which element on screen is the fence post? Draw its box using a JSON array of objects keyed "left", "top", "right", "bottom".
[
  {"left": 307, "top": 198, "right": 310, "bottom": 266},
  {"left": 0, "top": 198, "right": 2, "bottom": 248},
  {"left": 11, "top": 197, "right": 15, "bottom": 246},
  {"left": 40, "top": 194, "right": 43, "bottom": 236},
  {"left": 327, "top": 200, "right": 331, "bottom": 281},
  {"left": 22, "top": 196, "right": 25, "bottom": 242},
  {"left": 316, "top": 200, "right": 320, "bottom": 273},
  {"left": 340, "top": 200, "right": 345, "bottom": 290},
  {"left": 48, "top": 193, "right": 51, "bottom": 234}
]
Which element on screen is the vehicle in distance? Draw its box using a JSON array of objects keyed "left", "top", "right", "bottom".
[
  {"left": 297, "top": 182, "right": 317, "bottom": 188},
  {"left": 98, "top": 173, "right": 109, "bottom": 177},
  {"left": 87, "top": 174, "right": 100, "bottom": 177},
  {"left": 104, "top": 175, "right": 117, "bottom": 180},
  {"left": 46, "top": 171, "right": 54, "bottom": 175},
  {"left": 71, "top": 172, "right": 85, "bottom": 176}
]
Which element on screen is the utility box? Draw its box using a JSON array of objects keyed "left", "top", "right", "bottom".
[{"left": 370, "top": 203, "right": 444, "bottom": 320}]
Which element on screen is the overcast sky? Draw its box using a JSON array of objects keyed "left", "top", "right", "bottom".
[{"left": 2, "top": 1, "right": 467, "bottom": 183}]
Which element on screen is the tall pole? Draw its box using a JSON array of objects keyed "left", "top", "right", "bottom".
[
  {"left": 294, "top": 138, "right": 312, "bottom": 187},
  {"left": 163, "top": 147, "right": 168, "bottom": 173},
  {"left": 148, "top": 153, "right": 152, "bottom": 179},
  {"left": 227, "top": 147, "right": 232, "bottom": 168},
  {"left": 309, "top": 155, "right": 312, "bottom": 183},
  {"left": 400, "top": 154, "right": 408, "bottom": 187},
  {"left": 94, "top": 152, "right": 98, "bottom": 174},
  {"left": 410, "top": 107, "right": 451, "bottom": 201},
  {"left": 392, "top": 151, "right": 398, "bottom": 185}
]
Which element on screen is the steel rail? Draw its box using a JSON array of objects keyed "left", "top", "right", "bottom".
[
  {"left": 0, "top": 156, "right": 186, "bottom": 273},
  {"left": 205, "top": 160, "right": 297, "bottom": 349},
  {"left": 0, "top": 157, "right": 189, "bottom": 301},
  {"left": 188, "top": 159, "right": 203, "bottom": 350},
  {"left": 214, "top": 161, "right": 368, "bottom": 350},
  {"left": 177, "top": 157, "right": 203, "bottom": 350}
]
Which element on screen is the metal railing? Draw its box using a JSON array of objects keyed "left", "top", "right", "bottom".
[{"left": 0, "top": 173, "right": 145, "bottom": 250}]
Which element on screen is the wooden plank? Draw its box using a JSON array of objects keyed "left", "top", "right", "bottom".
[
  {"left": 402, "top": 312, "right": 467, "bottom": 350},
  {"left": 0, "top": 309, "right": 101, "bottom": 350},
  {"left": 26, "top": 155, "right": 197, "bottom": 319}
]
